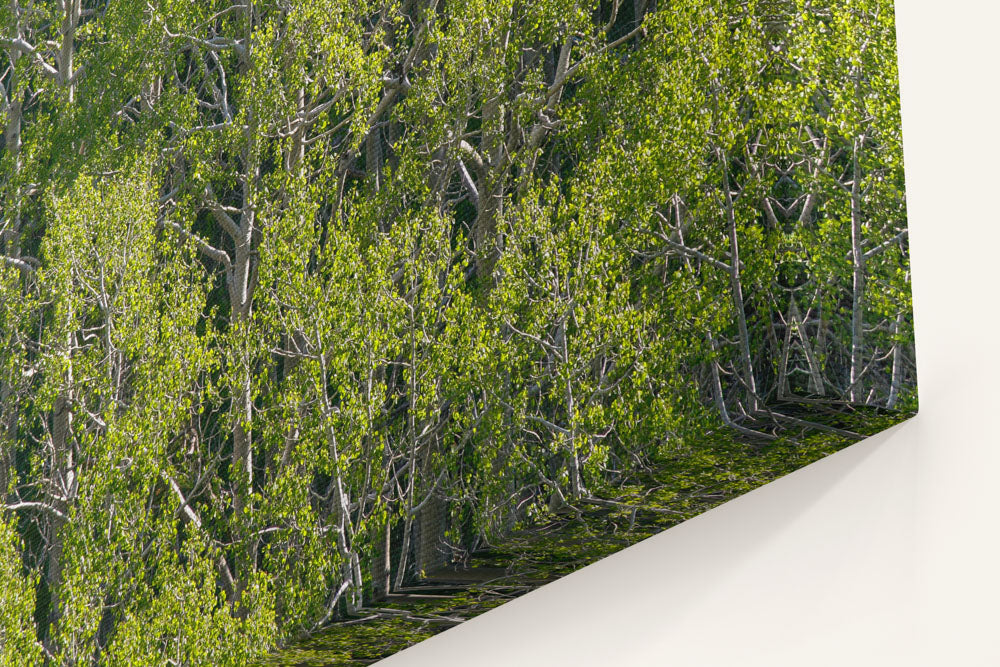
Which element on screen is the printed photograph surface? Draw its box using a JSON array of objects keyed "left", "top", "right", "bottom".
[{"left": 0, "top": 0, "right": 914, "bottom": 664}]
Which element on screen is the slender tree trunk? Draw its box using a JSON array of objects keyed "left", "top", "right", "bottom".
[
  {"left": 373, "top": 519, "right": 391, "bottom": 600},
  {"left": 0, "top": 44, "right": 23, "bottom": 498},
  {"left": 394, "top": 307, "right": 419, "bottom": 590},
  {"left": 777, "top": 304, "right": 793, "bottom": 399},
  {"left": 365, "top": 124, "right": 382, "bottom": 194},
  {"left": 470, "top": 159, "right": 501, "bottom": 279},
  {"left": 707, "top": 332, "right": 732, "bottom": 424},
  {"left": 3, "top": 27, "right": 24, "bottom": 244},
  {"left": 329, "top": 440, "right": 359, "bottom": 613},
  {"left": 227, "top": 221, "right": 257, "bottom": 613},
  {"left": 229, "top": 248, "right": 252, "bottom": 491},
  {"left": 720, "top": 150, "right": 758, "bottom": 413},
  {"left": 469, "top": 27, "right": 510, "bottom": 278},
  {"left": 43, "top": 329, "right": 75, "bottom": 648},
  {"left": 849, "top": 136, "right": 866, "bottom": 402},
  {"left": 318, "top": 349, "right": 363, "bottom": 613},
  {"left": 562, "top": 323, "right": 583, "bottom": 499},
  {"left": 0, "top": 381, "right": 11, "bottom": 495},
  {"left": 887, "top": 310, "right": 905, "bottom": 409},
  {"left": 59, "top": 0, "right": 80, "bottom": 102},
  {"left": 789, "top": 296, "right": 825, "bottom": 395}
]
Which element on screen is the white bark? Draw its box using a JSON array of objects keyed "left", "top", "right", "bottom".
[
  {"left": 849, "top": 135, "right": 866, "bottom": 402},
  {"left": 720, "top": 150, "right": 759, "bottom": 413}
]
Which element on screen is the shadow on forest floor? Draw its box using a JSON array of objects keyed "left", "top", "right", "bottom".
[{"left": 258, "top": 405, "right": 913, "bottom": 666}]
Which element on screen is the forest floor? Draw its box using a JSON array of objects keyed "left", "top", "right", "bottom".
[{"left": 259, "top": 405, "right": 913, "bottom": 666}]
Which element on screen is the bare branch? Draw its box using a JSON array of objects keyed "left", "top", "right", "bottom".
[
  {"left": 0, "top": 37, "right": 60, "bottom": 79},
  {"left": 653, "top": 212, "right": 732, "bottom": 271},
  {"left": 201, "top": 184, "right": 243, "bottom": 240},
  {"left": 159, "top": 219, "right": 232, "bottom": 269},
  {"left": 864, "top": 228, "right": 908, "bottom": 259},
  {"left": 0, "top": 254, "right": 39, "bottom": 272},
  {"left": 4, "top": 501, "right": 69, "bottom": 523},
  {"left": 457, "top": 158, "right": 479, "bottom": 208}
]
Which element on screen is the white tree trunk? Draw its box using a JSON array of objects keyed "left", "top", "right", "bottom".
[
  {"left": 720, "top": 150, "right": 759, "bottom": 413},
  {"left": 849, "top": 136, "right": 866, "bottom": 402}
]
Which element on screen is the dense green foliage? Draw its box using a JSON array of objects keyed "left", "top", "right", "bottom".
[{"left": 1, "top": 0, "right": 913, "bottom": 663}]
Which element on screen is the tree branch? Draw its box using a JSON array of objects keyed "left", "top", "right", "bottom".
[
  {"left": 159, "top": 219, "right": 232, "bottom": 269},
  {"left": 4, "top": 501, "right": 69, "bottom": 523},
  {"left": 653, "top": 212, "right": 732, "bottom": 271},
  {"left": 202, "top": 185, "right": 243, "bottom": 240},
  {"left": 0, "top": 37, "right": 60, "bottom": 79},
  {"left": 0, "top": 254, "right": 39, "bottom": 273},
  {"left": 864, "top": 228, "right": 908, "bottom": 259}
]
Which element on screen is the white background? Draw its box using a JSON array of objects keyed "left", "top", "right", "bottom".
[{"left": 381, "top": 2, "right": 1000, "bottom": 665}]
